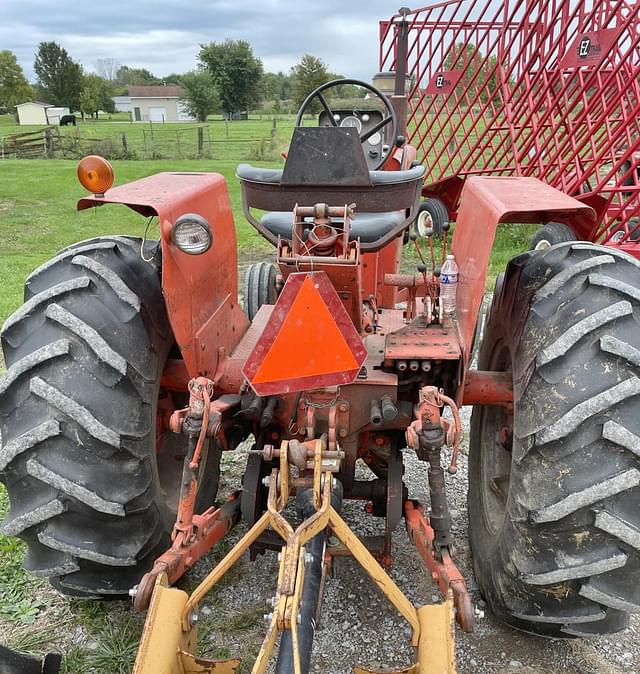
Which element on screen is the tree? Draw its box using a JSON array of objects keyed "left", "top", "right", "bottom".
[
  {"left": 164, "top": 72, "right": 186, "bottom": 85},
  {"left": 95, "top": 58, "right": 120, "bottom": 81},
  {"left": 0, "top": 50, "right": 32, "bottom": 112},
  {"left": 179, "top": 71, "right": 220, "bottom": 122},
  {"left": 116, "top": 65, "right": 159, "bottom": 86},
  {"left": 291, "top": 54, "right": 333, "bottom": 112},
  {"left": 34, "top": 42, "right": 83, "bottom": 110},
  {"left": 80, "top": 74, "right": 115, "bottom": 118},
  {"left": 199, "top": 40, "right": 263, "bottom": 116},
  {"left": 261, "top": 71, "right": 293, "bottom": 102}
]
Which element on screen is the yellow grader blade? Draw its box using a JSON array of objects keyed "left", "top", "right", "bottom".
[
  {"left": 133, "top": 573, "right": 241, "bottom": 674},
  {"left": 132, "top": 439, "right": 457, "bottom": 674},
  {"left": 351, "top": 596, "right": 456, "bottom": 674}
]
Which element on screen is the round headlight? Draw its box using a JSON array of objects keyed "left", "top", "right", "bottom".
[{"left": 172, "top": 214, "right": 212, "bottom": 255}]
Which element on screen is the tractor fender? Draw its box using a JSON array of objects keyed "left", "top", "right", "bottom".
[
  {"left": 451, "top": 176, "right": 595, "bottom": 378},
  {"left": 78, "top": 172, "right": 249, "bottom": 379}
]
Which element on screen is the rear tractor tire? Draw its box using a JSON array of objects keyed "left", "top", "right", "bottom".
[
  {"left": 244, "top": 262, "right": 277, "bottom": 321},
  {"left": 530, "top": 221, "right": 577, "bottom": 251},
  {"left": 0, "top": 236, "right": 219, "bottom": 597},
  {"left": 469, "top": 241, "right": 640, "bottom": 637}
]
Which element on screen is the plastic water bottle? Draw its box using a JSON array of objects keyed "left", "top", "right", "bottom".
[{"left": 440, "top": 254, "right": 458, "bottom": 314}]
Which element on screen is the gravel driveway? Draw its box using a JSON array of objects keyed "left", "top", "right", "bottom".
[{"left": 199, "top": 406, "right": 639, "bottom": 674}]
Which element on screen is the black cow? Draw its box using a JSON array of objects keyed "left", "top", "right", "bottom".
[{"left": 59, "top": 114, "right": 77, "bottom": 126}]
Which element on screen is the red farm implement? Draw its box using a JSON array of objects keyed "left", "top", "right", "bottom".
[{"left": 380, "top": 0, "right": 640, "bottom": 253}]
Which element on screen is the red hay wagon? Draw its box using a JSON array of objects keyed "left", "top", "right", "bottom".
[{"left": 380, "top": 0, "right": 640, "bottom": 254}]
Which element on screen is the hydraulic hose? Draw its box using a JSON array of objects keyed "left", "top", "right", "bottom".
[{"left": 274, "top": 481, "right": 344, "bottom": 674}]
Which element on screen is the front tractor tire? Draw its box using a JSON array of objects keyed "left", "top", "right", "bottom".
[
  {"left": 469, "top": 242, "right": 640, "bottom": 637},
  {"left": 0, "top": 236, "right": 215, "bottom": 597},
  {"left": 244, "top": 262, "right": 277, "bottom": 321}
]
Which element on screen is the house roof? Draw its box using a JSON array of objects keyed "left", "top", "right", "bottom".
[{"left": 128, "top": 85, "right": 184, "bottom": 98}]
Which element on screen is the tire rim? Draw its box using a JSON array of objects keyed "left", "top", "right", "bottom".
[
  {"left": 416, "top": 209, "right": 434, "bottom": 237},
  {"left": 479, "top": 341, "right": 514, "bottom": 536},
  {"left": 534, "top": 238, "right": 551, "bottom": 251}
]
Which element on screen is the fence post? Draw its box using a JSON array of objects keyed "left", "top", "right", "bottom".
[
  {"left": 197, "top": 126, "right": 204, "bottom": 157},
  {"left": 271, "top": 117, "right": 277, "bottom": 150},
  {"left": 176, "top": 130, "right": 182, "bottom": 158},
  {"left": 121, "top": 133, "right": 128, "bottom": 156},
  {"left": 44, "top": 128, "right": 53, "bottom": 158}
]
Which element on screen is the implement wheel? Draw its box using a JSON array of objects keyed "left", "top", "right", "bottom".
[
  {"left": 414, "top": 198, "right": 448, "bottom": 237},
  {"left": 530, "top": 221, "right": 577, "bottom": 250},
  {"left": 469, "top": 242, "right": 640, "bottom": 637},
  {"left": 0, "top": 237, "right": 219, "bottom": 597}
]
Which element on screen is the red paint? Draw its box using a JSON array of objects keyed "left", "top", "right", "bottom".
[
  {"left": 451, "top": 176, "right": 595, "bottom": 374},
  {"left": 380, "top": 2, "right": 640, "bottom": 250},
  {"left": 462, "top": 370, "right": 513, "bottom": 406},
  {"left": 78, "top": 172, "right": 249, "bottom": 379}
]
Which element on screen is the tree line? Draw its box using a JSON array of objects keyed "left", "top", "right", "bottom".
[{"left": 0, "top": 40, "right": 363, "bottom": 123}]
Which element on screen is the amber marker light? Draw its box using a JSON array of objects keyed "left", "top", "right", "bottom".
[{"left": 77, "top": 155, "right": 114, "bottom": 196}]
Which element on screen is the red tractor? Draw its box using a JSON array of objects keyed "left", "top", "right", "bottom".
[{"left": 1, "top": 24, "right": 639, "bottom": 674}]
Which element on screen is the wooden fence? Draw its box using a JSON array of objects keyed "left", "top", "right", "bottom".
[{"left": 0, "top": 119, "right": 281, "bottom": 161}]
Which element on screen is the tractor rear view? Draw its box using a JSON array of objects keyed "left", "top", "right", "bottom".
[{"left": 1, "top": 11, "right": 640, "bottom": 674}]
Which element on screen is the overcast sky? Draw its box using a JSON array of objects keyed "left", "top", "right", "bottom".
[{"left": 1, "top": 1, "right": 401, "bottom": 82}]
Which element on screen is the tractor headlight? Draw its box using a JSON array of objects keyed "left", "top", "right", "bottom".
[{"left": 172, "top": 214, "right": 213, "bottom": 255}]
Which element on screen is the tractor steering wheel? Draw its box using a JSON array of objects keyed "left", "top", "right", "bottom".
[{"left": 295, "top": 78, "right": 398, "bottom": 171}]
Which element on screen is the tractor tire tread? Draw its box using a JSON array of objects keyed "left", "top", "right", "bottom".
[
  {"left": 470, "top": 241, "right": 640, "bottom": 637},
  {"left": 0, "top": 236, "right": 173, "bottom": 597},
  {"left": 244, "top": 261, "right": 277, "bottom": 320}
]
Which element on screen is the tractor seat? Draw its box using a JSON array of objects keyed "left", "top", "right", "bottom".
[
  {"left": 236, "top": 164, "right": 426, "bottom": 187},
  {"left": 236, "top": 127, "right": 424, "bottom": 252},
  {"left": 260, "top": 210, "right": 406, "bottom": 244}
]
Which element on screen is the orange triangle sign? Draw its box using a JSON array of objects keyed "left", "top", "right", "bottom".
[{"left": 243, "top": 272, "right": 367, "bottom": 396}]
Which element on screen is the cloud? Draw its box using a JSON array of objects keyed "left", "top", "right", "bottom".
[{"left": 2, "top": 0, "right": 396, "bottom": 81}]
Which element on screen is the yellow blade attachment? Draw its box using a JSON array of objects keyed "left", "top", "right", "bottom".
[{"left": 133, "top": 573, "right": 198, "bottom": 674}]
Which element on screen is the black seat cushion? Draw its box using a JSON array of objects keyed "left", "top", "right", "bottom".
[
  {"left": 236, "top": 163, "right": 425, "bottom": 186},
  {"left": 261, "top": 211, "right": 406, "bottom": 244}
]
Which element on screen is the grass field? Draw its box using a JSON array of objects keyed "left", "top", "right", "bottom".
[
  {"left": 0, "top": 158, "right": 277, "bottom": 325},
  {"left": 0, "top": 119, "right": 536, "bottom": 672}
]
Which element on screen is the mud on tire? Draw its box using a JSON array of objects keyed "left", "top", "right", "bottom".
[
  {"left": 469, "top": 242, "right": 640, "bottom": 637},
  {"left": 0, "top": 236, "right": 196, "bottom": 597}
]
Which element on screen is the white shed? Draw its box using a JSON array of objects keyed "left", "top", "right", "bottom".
[
  {"left": 46, "top": 107, "right": 70, "bottom": 125},
  {"left": 16, "top": 102, "right": 70, "bottom": 125},
  {"left": 16, "top": 102, "right": 50, "bottom": 125},
  {"left": 128, "top": 86, "right": 194, "bottom": 122}
]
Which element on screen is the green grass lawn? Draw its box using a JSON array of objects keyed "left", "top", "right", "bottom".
[{"left": 0, "top": 158, "right": 275, "bottom": 325}]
